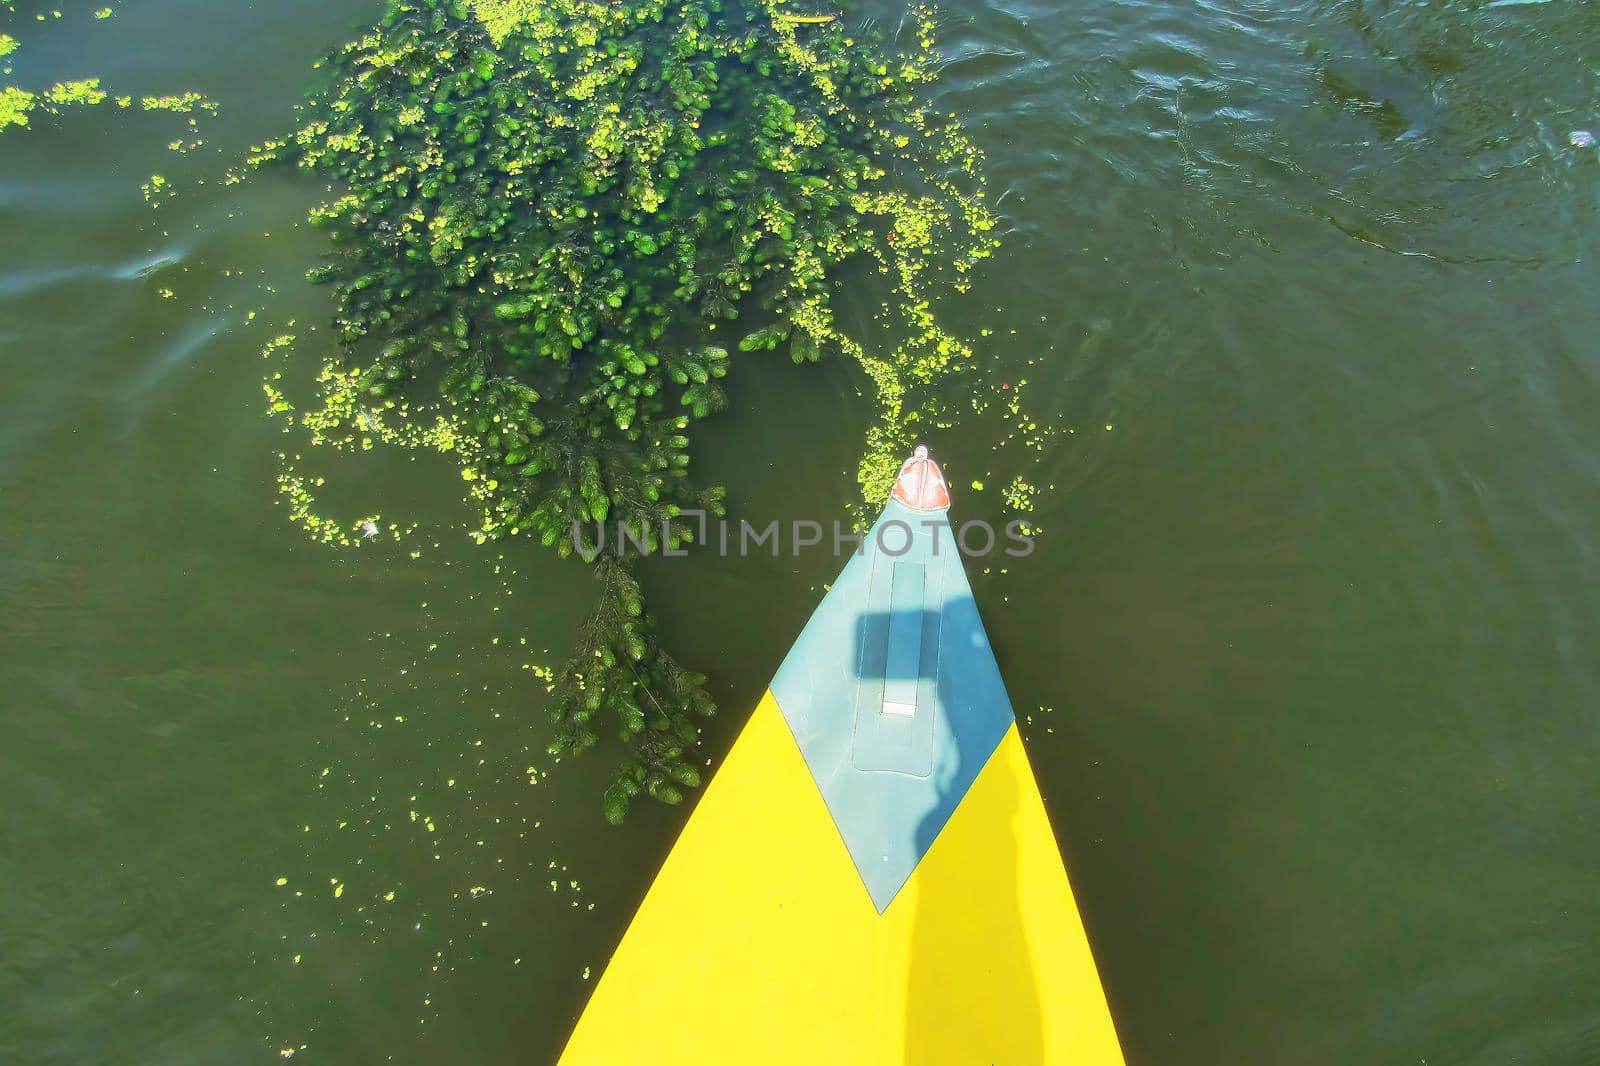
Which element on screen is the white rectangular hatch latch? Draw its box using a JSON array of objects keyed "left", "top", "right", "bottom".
[{"left": 881, "top": 562, "right": 925, "bottom": 718}]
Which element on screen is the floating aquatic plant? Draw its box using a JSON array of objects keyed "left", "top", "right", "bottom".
[
  {"left": 258, "top": 0, "right": 996, "bottom": 818},
  {"left": 0, "top": 84, "right": 30, "bottom": 129},
  {"left": 0, "top": 15, "right": 214, "bottom": 134}
]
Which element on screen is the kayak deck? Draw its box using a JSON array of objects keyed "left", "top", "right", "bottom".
[
  {"left": 558, "top": 451, "right": 1123, "bottom": 1064},
  {"left": 557, "top": 693, "right": 1124, "bottom": 1064}
]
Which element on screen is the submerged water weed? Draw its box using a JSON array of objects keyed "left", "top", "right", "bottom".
[{"left": 257, "top": 0, "right": 996, "bottom": 819}]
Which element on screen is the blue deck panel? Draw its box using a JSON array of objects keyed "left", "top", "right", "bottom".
[
  {"left": 882, "top": 562, "right": 926, "bottom": 715},
  {"left": 768, "top": 500, "right": 1016, "bottom": 912}
]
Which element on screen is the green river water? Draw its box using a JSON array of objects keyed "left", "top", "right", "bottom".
[{"left": 3, "top": 0, "right": 1598, "bottom": 1062}]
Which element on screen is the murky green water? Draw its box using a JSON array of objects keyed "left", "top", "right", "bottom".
[{"left": 4, "top": 0, "right": 1598, "bottom": 1062}]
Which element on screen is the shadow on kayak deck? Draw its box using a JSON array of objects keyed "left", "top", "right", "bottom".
[
  {"left": 852, "top": 601, "right": 1045, "bottom": 1061},
  {"left": 905, "top": 746, "right": 1043, "bottom": 1063}
]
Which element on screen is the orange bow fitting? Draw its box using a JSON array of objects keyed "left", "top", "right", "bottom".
[{"left": 890, "top": 445, "right": 951, "bottom": 512}]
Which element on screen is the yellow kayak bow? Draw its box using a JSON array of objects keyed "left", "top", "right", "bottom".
[{"left": 559, "top": 448, "right": 1124, "bottom": 1064}]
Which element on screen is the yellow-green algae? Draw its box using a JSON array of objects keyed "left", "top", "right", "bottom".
[
  {"left": 0, "top": 11, "right": 214, "bottom": 134},
  {"left": 0, "top": 85, "right": 30, "bottom": 129},
  {"left": 255, "top": 0, "right": 997, "bottom": 819}
]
